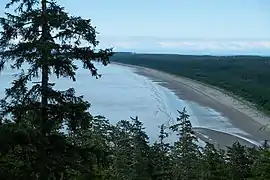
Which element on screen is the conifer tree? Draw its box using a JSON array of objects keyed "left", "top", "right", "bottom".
[
  {"left": 110, "top": 117, "right": 151, "bottom": 180},
  {"left": 251, "top": 148, "right": 270, "bottom": 179},
  {"left": 226, "top": 142, "right": 253, "bottom": 179},
  {"left": 170, "top": 108, "right": 202, "bottom": 180},
  {"left": 0, "top": 0, "right": 113, "bottom": 179},
  {"left": 130, "top": 116, "right": 151, "bottom": 180},
  {"left": 201, "top": 142, "right": 228, "bottom": 179},
  {"left": 0, "top": 0, "right": 112, "bottom": 133},
  {"left": 149, "top": 124, "right": 171, "bottom": 180}
]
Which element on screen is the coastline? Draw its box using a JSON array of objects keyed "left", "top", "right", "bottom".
[{"left": 112, "top": 62, "right": 270, "bottom": 148}]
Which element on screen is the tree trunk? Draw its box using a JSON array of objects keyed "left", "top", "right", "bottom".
[
  {"left": 40, "top": 1, "right": 50, "bottom": 177},
  {"left": 41, "top": 0, "right": 49, "bottom": 134}
]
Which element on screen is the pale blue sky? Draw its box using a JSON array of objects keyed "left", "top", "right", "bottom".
[{"left": 1, "top": 0, "right": 270, "bottom": 54}]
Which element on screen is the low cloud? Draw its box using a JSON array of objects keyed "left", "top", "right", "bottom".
[
  {"left": 158, "top": 41, "right": 270, "bottom": 50},
  {"left": 111, "top": 41, "right": 137, "bottom": 49},
  {"left": 97, "top": 36, "right": 270, "bottom": 54}
]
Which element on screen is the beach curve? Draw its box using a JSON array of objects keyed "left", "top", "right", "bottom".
[{"left": 113, "top": 62, "right": 270, "bottom": 148}]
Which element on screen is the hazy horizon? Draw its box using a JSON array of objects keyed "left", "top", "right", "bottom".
[
  {"left": 1, "top": 0, "right": 269, "bottom": 55},
  {"left": 96, "top": 35, "right": 270, "bottom": 56}
]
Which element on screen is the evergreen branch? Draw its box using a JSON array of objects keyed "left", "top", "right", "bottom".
[{"left": 6, "top": 0, "right": 39, "bottom": 12}]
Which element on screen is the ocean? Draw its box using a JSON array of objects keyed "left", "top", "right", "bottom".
[{"left": 0, "top": 62, "right": 255, "bottom": 144}]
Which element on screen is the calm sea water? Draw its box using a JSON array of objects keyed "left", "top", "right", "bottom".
[{"left": 0, "top": 62, "right": 253, "bottom": 143}]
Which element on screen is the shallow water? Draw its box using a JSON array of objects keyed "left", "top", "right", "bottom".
[{"left": 0, "top": 63, "right": 256, "bottom": 144}]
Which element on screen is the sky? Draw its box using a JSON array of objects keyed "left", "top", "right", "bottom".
[{"left": 1, "top": 0, "right": 270, "bottom": 55}]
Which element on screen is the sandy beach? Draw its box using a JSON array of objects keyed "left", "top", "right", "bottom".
[{"left": 114, "top": 62, "right": 270, "bottom": 148}]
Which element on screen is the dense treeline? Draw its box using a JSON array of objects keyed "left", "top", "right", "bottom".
[
  {"left": 1, "top": 0, "right": 270, "bottom": 179},
  {"left": 2, "top": 106, "right": 270, "bottom": 179},
  {"left": 111, "top": 53, "right": 270, "bottom": 114}
]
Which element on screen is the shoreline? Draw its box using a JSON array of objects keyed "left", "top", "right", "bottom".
[{"left": 112, "top": 62, "right": 270, "bottom": 147}]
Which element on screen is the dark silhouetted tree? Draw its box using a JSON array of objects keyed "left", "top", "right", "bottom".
[
  {"left": 226, "top": 142, "right": 253, "bottom": 179},
  {"left": 149, "top": 124, "right": 171, "bottom": 180},
  {"left": 201, "top": 142, "right": 228, "bottom": 179},
  {"left": 251, "top": 148, "right": 270, "bottom": 179},
  {"left": 0, "top": 0, "right": 113, "bottom": 179},
  {"left": 170, "top": 108, "right": 202, "bottom": 180}
]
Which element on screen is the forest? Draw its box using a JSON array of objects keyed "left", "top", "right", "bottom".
[
  {"left": 111, "top": 53, "right": 270, "bottom": 114},
  {"left": 0, "top": 0, "right": 270, "bottom": 179}
]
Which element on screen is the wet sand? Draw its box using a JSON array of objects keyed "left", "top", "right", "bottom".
[{"left": 114, "top": 62, "right": 270, "bottom": 148}]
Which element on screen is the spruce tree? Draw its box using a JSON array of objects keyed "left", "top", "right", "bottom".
[
  {"left": 170, "top": 108, "right": 202, "bottom": 180},
  {"left": 226, "top": 142, "right": 253, "bottom": 179},
  {"left": 111, "top": 120, "right": 138, "bottom": 180},
  {"left": 110, "top": 117, "right": 151, "bottom": 180},
  {"left": 0, "top": 0, "right": 113, "bottom": 133},
  {"left": 201, "top": 142, "right": 228, "bottom": 180},
  {"left": 251, "top": 148, "right": 270, "bottom": 179},
  {"left": 149, "top": 124, "right": 171, "bottom": 180},
  {"left": 130, "top": 116, "right": 151, "bottom": 180},
  {"left": 0, "top": 0, "right": 113, "bottom": 179}
]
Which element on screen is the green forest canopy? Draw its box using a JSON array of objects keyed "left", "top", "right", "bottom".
[{"left": 111, "top": 53, "right": 270, "bottom": 114}]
